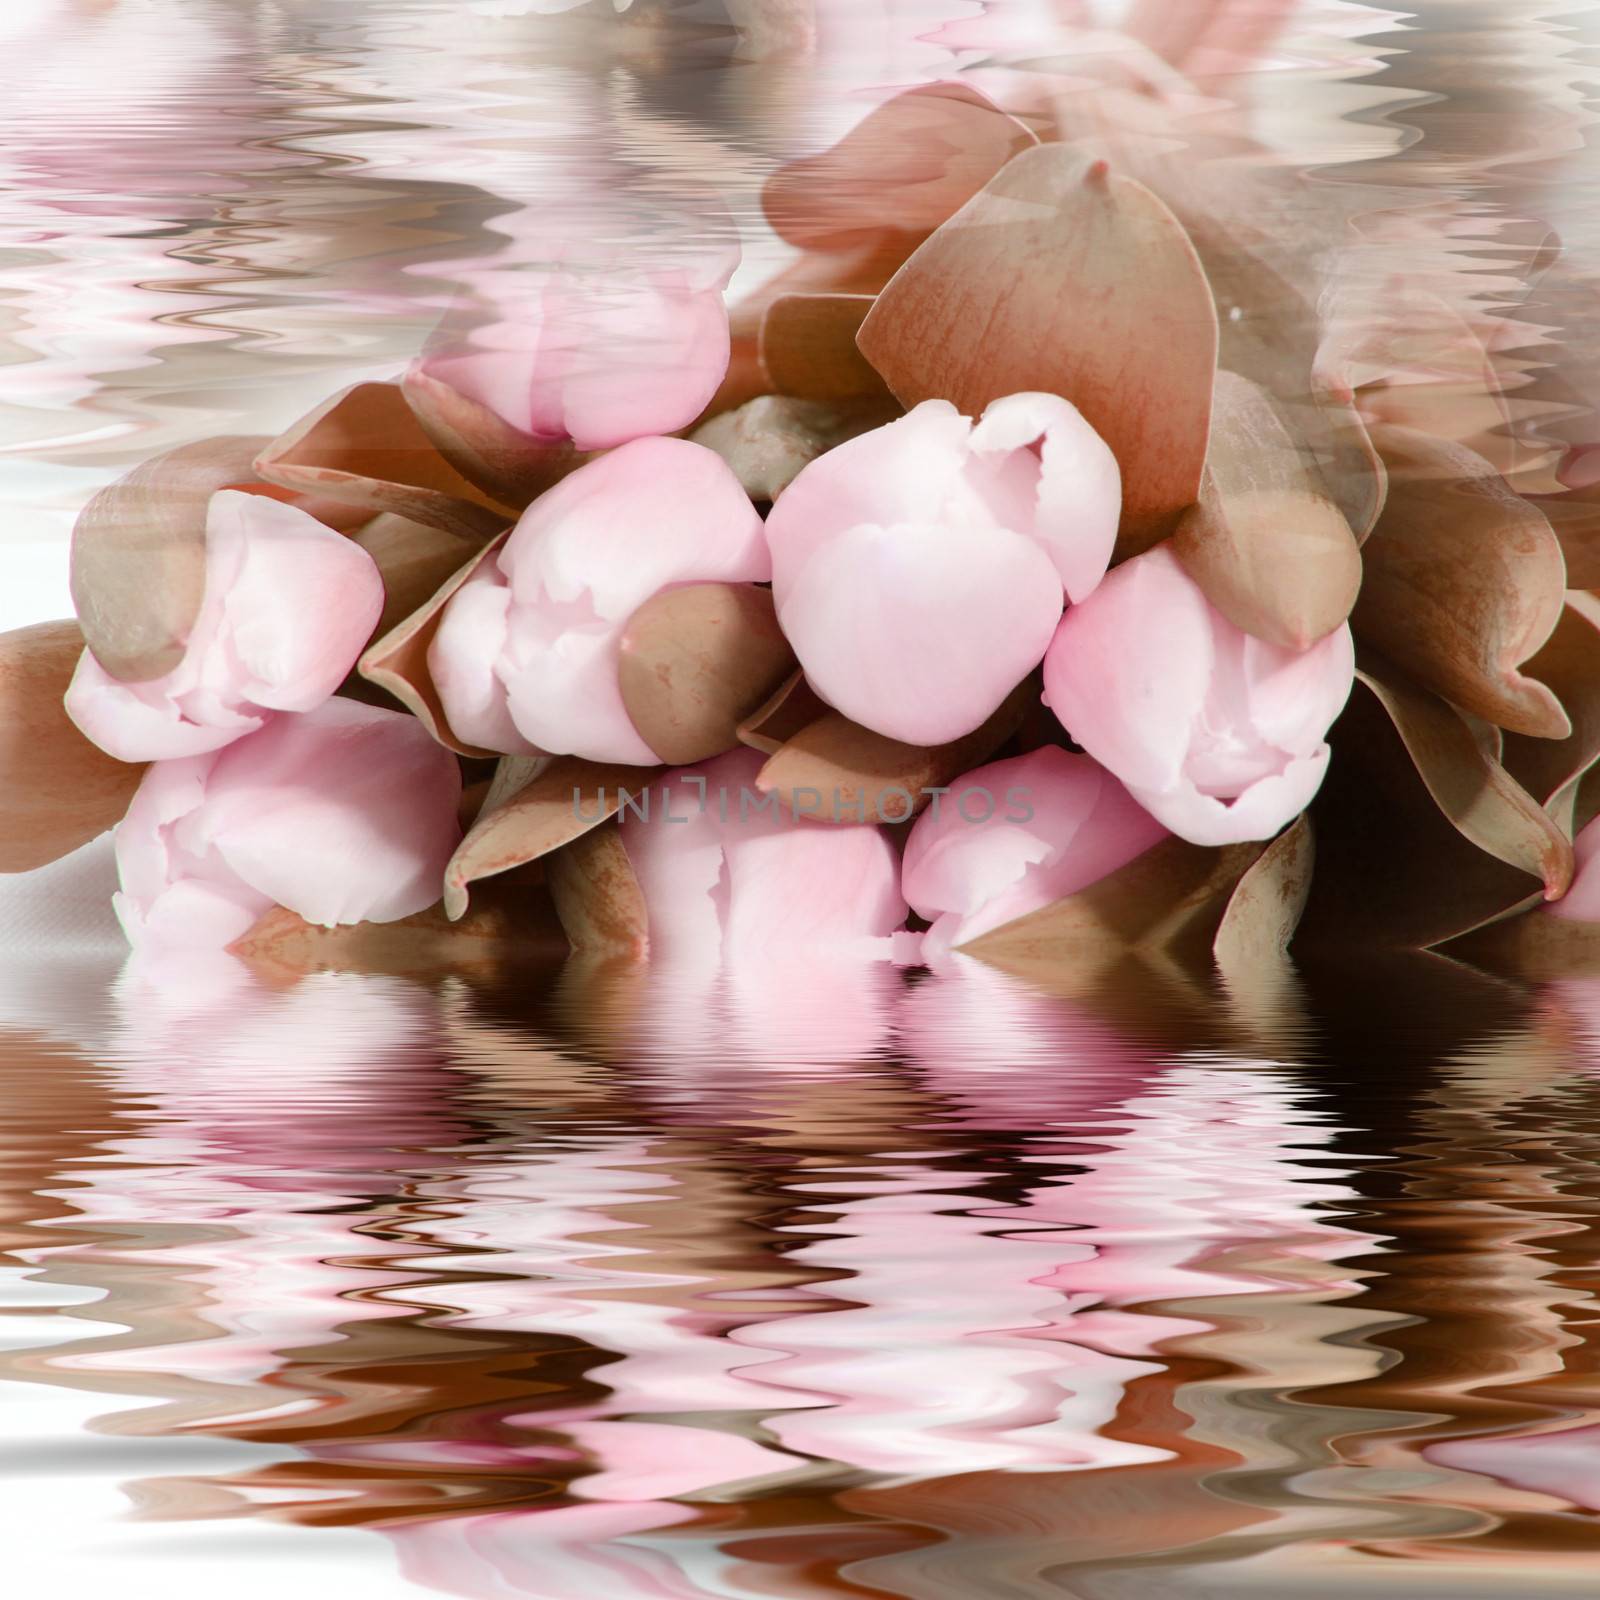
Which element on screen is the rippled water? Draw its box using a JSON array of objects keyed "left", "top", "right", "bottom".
[
  {"left": 12, "top": 0, "right": 1600, "bottom": 1594},
  {"left": 11, "top": 922, "right": 1600, "bottom": 1596}
]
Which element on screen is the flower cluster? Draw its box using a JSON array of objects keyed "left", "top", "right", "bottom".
[{"left": 6, "top": 77, "right": 1600, "bottom": 977}]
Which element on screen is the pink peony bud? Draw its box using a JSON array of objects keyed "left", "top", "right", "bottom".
[
  {"left": 764, "top": 393, "right": 1120, "bottom": 746},
  {"left": 902, "top": 746, "right": 1168, "bottom": 960},
  {"left": 616, "top": 747, "right": 907, "bottom": 959},
  {"left": 65, "top": 490, "right": 384, "bottom": 762},
  {"left": 113, "top": 697, "right": 462, "bottom": 949},
  {"left": 408, "top": 233, "right": 738, "bottom": 456},
  {"left": 428, "top": 438, "right": 770, "bottom": 764},
  {"left": 1042, "top": 543, "right": 1355, "bottom": 846}
]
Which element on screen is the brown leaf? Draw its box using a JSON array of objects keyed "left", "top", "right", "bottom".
[
  {"left": 617, "top": 583, "right": 796, "bottom": 766},
  {"left": 544, "top": 823, "right": 648, "bottom": 957},
  {"left": 962, "top": 836, "right": 1263, "bottom": 974},
  {"left": 254, "top": 382, "right": 515, "bottom": 542},
  {"left": 858, "top": 148, "right": 1218, "bottom": 558},
  {"left": 689, "top": 394, "right": 894, "bottom": 502},
  {"left": 763, "top": 81, "right": 1039, "bottom": 257},
  {"left": 1529, "top": 486, "right": 1600, "bottom": 589},
  {"left": 1357, "top": 660, "right": 1571, "bottom": 896},
  {"left": 758, "top": 294, "right": 896, "bottom": 406},
  {"left": 358, "top": 532, "right": 506, "bottom": 755},
  {"left": 1172, "top": 372, "right": 1362, "bottom": 648},
  {"left": 756, "top": 682, "right": 1033, "bottom": 824},
  {"left": 736, "top": 671, "right": 831, "bottom": 756},
  {"left": 351, "top": 513, "right": 495, "bottom": 639},
  {"left": 400, "top": 363, "right": 589, "bottom": 510},
  {"left": 0, "top": 621, "right": 146, "bottom": 872},
  {"left": 1212, "top": 815, "right": 1315, "bottom": 973},
  {"left": 1354, "top": 427, "right": 1570, "bottom": 738},
  {"left": 1298, "top": 678, "right": 1545, "bottom": 951},
  {"left": 443, "top": 756, "right": 658, "bottom": 921},
  {"left": 231, "top": 874, "right": 568, "bottom": 981},
  {"left": 1502, "top": 598, "right": 1600, "bottom": 835},
  {"left": 70, "top": 435, "right": 265, "bottom": 683}
]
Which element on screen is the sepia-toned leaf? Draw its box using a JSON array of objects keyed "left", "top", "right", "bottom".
[
  {"left": 1358, "top": 660, "right": 1571, "bottom": 897},
  {"left": 1298, "top": 678, "right": 1546, "bottom": 951},
  {"left": 758, "top": 294, "right": 897, "bottom": 406},
  {"left": 0, "top": 621, "right": 146, "bottom": 872},
  {"left": 254, "top": 382, "right": 515, "bottom": 543},
  {"left": 352, "top": 513, "right": 495, "bottom": 639},
  {"left": 544, "top": 822, "right": 649, "bottom": 957},
  {"left": 401, "top": 363, "right": 588, "bottom": 510},
  {"left": 858, "top": 147, "right": 1218, "bottom": 558},
  {"left": 1172, "top": 372, "right": 1362, "bottom": 649},
  {"left": 231, "top": 873, "right": 568, "bottom": 981},
  {"left": 618, "top": 583, "right": 797, "bottom": 766},
  {"left": 1529, "top": 485, "right": 1600, "bottom": 589},
  {"left": 763, "top": 81, "right": 1039, "bottom": 258},
  {"left": 1502, "top": 598, "right": 1600, "bottom": 836},
  {"left": 962, "top": 835, "right": 1264, "bottom": 974},
  {"left": 1354, "top": 426, "right": 1570, "bottom": 739},
  {"left": 1213, "top": 814, "right": 1315, "bottom": 972},
  {"left": 689, "top": 394, "right": 894, "bottom": 503},
  {"left": 70, "top": 435, "right": 265, "bottom": 683},
  {"left": 756, "top": 681, "right": 1033, "bottom": 824},
  {"left": 736, "top": 670, "right": 830, "bottom": 756},
  {"left": 358, "top": 532, "right": 506, "bottom": 756},
  {"left": 443, "top": 755, "right": 658, "bottom": 921}
]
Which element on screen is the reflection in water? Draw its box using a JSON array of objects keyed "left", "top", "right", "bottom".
[{"left": 7, "top": 950, "right": 1600, "bottom": 1595}]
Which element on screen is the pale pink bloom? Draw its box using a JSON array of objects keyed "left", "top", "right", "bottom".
[
  {"left": 617, "top": 747, "right": 907, "bottom": 958},
  {"left": 1042, "top": 543, "right": 1354, "bottom": 845},
  {"left": 1550, "top": 819, "right": 1600, "bottom": 922},
  {"left": 113, "top": 697, "right": 462, "bottom": 949},
  {"left": 902, "top": 746, "right": 1167, "bottom": 960},
  {"left": 66, "top": 490, "right": 384, "bottom": 762},
  {"left": 429, "top": 439, "right": 769, "bottom": 763},
  {"left": 410, "top": 227, "right": 737, "bottom": 454},
  {"left": 765, "top": 394, "right": 1120, "bottom": 746}
]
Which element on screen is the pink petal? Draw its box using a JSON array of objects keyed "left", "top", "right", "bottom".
[
  {"left": 1043, "top": 545, "right": 1214, "bottom": 795},
  {"left": 779, "top": 520, "right": 1064, "bottom": 746},
  {"left": 200, "top": 699, "right": 462, "bottom": 928},
  {"left": 970, "top": 391, "right": 1121, "bottom": 602},
  {"left": 619, "top": 747, "right": 907, "bottom": 959},
  {"left": 904, "top": 747, "right": 1166, "bottom": 955},
  {"left": 1131, "top": 747, "right": 1330, "bottom": 847},
  {"left": 503, "top": 437, "right": 769, "bottom": 621},
  {"left": 67, "top": 648, "right": 265, "bottom": 762},
  {"left": 428, "top": 572, "right": 540, "bottom": 755},
  {"left": 1242, "top": 623, "right": 1357, "bottom": 756},
  {"left": 64, "top": 491, "right": 383, "bottom": 763},
  {"left": 764, "top": 400, "right": 974, "bottom": 602},
  {"left": 208, "top": 491, "right": 385, "bottom": 711}
]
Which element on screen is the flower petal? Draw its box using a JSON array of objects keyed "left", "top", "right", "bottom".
[
  {"left": 780, "top": 520, "right": 1063, "bottom": 746},
  {"left": 969, "top": 392, "right": 1121, "bottom": 602}
]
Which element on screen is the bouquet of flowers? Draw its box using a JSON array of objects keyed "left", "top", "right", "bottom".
[{"left": 7, "top": 80, "right": 1600, "bottom": 980}]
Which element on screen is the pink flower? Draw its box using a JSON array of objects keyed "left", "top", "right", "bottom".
[
  {"left": 429, "top": 438, "right": 770, "bottom": 763},
  {"left": 408, "top": 231, "right": 737, "bottom": 454},
  {"left": 66, "top": 490, "right": 384, "bottom": 762},
  {"left": 765, "top": 393, "right": 1120, "bottom": 746},
  {"left": 617, "top": 747, "right": 907, "bottom": 958},
  {"left": 113, "top": 697, "right": 462, "bottom": 949},
  {"left": 902, "top": 746, "right": 1167, "bottom": 959},
  {"left": 1042, "top": 544, "right": 1354, "bottom": 845}
]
